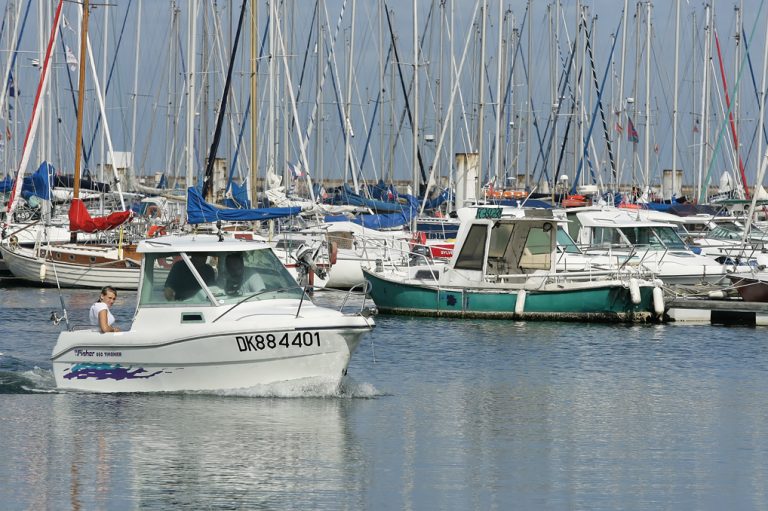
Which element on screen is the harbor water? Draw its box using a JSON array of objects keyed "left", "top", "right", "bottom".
[{"left": 1, "top": 281, "right": 768, "bottom": 510}]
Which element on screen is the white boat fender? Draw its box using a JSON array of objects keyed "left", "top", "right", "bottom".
[
  {"left": 629, "top": 278, "right": 641, "bottom": 305},
  {"left": 708, "top": 290, "right": 726, "bottom": 300},
  {"left": 515, "top": 290, "right": 526, "bottom": 315},
  {"left": 39, "top": 264, "right": 47, "bottom": 282},
  {"left": 652, "top": 286, "right": 665, "bottom": 316}
]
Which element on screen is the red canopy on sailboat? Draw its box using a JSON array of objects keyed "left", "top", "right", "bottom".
[{"left": 68, "top": 198, "right": 133, "bottom": 233}]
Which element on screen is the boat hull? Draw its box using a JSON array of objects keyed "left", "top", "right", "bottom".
[
  {"left": 0, "top": 243, "right": 139, "bottom": 289},
  {"left": 52, "top": 326, "right": 368, "bottom": 393},
  {"left": 364, "top": 269, "right": 658, "bottom": 322},
  {"left": 728, "top": 275, "right": 768, "bottom": 302}
]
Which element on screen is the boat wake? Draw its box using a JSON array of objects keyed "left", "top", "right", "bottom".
[
  {"left": 193, "top": 375, "right": 381, "bottom": 399},
  {"left": 0, "top": 366, "right": 381, "bottom": 398},
  {"left": 0, "top": 368, "right": 56, "bottom": 394}
]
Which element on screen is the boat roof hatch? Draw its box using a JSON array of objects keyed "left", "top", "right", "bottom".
[{"left": 137, "top": 234, "right": 269, "bottom": 254}]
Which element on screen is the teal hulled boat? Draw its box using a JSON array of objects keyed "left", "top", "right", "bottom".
[{"left": 363, "top": 207, "right": 665, "bottom": 323}]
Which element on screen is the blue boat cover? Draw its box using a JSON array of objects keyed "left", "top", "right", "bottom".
[
  {"left": 21, "top": 161, "right": 54, "bottom": 201},
  {"left": 187, "top": 187, "right": 300, "bottom": 224},
  {"left": 222, "top": 180, "right": 251, "bottom": 209},
  {"left": 0, "top": 174, "right": 13, "bottom": 194}
]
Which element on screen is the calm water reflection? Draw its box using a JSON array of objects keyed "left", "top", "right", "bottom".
[{"left": 1, "top": 285, "right": 768, "bottom": 509}]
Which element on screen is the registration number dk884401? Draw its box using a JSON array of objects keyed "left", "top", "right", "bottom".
[{"left": 235, "top": 332, "right": 321, "bottom": 352}]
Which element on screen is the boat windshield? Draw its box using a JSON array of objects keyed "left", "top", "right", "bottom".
[
  {"left": 618, "top": 226, "right": 688, "bottom": 250},
  {"left": 139, "top": 248, "right": 303, "bottom": 306},
  {"left": 556, "top": 227, "right": 582, "bottom": 254}
]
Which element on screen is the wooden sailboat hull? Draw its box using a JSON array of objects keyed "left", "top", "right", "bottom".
[
  {"left": 0, "top": 242, "right": 140, "bottom": 289},
  {"left": 363, "top": 268, "right": 659, "bottom": 322}
]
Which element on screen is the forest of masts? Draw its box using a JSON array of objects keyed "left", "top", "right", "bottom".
[{"left": 1, "top": 0, "right": 767, "bottom": 205}]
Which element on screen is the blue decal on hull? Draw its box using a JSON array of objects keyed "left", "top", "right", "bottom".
[{"left": 64, "top": 363, "right": 164, "bottom": 381}]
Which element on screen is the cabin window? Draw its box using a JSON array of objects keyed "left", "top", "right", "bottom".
[
  {"left": 454, "top": 225, "right": 487, "bottom": 271},
  {"left": 138, "top": 248, "right": 303, "bottom": 307},
  {"left": 649, "top": 227, "right": 688, "bottom": 250},
  {"left": 556, "top": 227, "right": 581, "bottom": 254},
  {"left": 486, "top": 223, "right": 516, "bottom": 275},
  {"left": 566, "top": 214, "right": 582, "bottom": 242},
  {"left": 519, "top": 225, "right": 552, "bottom": 270},
  {"left": 593, "top": 227, "right": 625, "bottom": 248}
]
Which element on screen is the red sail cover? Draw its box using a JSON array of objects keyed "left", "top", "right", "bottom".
[{"left": 68, "top": 198, "right": 133, "bottom": 233}]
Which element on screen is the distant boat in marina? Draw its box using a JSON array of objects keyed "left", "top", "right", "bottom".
[{"left": 363, "top": 206, "right": 665, "bottom": 322}]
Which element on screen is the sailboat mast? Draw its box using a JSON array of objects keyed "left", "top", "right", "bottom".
[
  {"left": 493, "top": 0, "right": 504, "bottom": 186},
  {"left": 131, "top": 0, "right": 142, "bottom": 190},
  {"left": 250, "top": 0, "right": 259, "bottom": 204},
  {"left": 186, "top": 0, "right": 198, "bottom": 187},
  {"left": 477, "top": 0, "right": 486, "bottom": 197},
  {"left": 70, "top": 0, "right": 90, "bottom": 242},
  {"left": 413, "top": 0, "right": 419, "bottom": 198},
  {"left": 671, "top": 0, "right": 680, "bottom": 200},
  {"left": 643, "top": 1, "right": 651, "bottom": 192},
  {"left": 73, "top": 0, "right": 90, "bottom": 203}
]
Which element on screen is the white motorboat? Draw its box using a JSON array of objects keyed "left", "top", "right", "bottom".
[
  {"left": 564, "top": 207, "right": 729, "bottom": 290},
  {"left": 51, "top": 234, "right": 375, "bottom": 393}
]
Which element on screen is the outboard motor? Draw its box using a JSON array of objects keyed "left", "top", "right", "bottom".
[{"left": 294, "top": 243, "right": 328, "bottom": 290}]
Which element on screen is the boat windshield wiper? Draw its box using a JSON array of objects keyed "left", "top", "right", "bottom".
[{"left": 212, "top": 286, "right": 305, "bottom": 323}]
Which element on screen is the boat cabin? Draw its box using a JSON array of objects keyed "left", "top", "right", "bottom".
[
  {"left": 137, "top": 235, "right": 303, "bottom": 308},
  {"left": 441, "top": 207, "right": 556, "bottom": 285}
]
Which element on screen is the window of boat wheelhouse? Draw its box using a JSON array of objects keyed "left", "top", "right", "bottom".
[
  {"left": 454, "top": 224, "right": 488, "bottom": 271},
  {"left": 565, "top": 212, "right": 582, "bottom": 242},
  {"left": 649, "top": 226, "right": 689, "bottom": 250},
  {"left": 138, "top": 248, "right": 302, "bottom": 306},
  {"left": 592, "top": 227, "right": 625, "bottom": 248},
  {"left": 519, "top": 223, "right": 553, "bottom": 271},
  {"left": 556, "top": 227, "right": 582, "bottom": 254}
]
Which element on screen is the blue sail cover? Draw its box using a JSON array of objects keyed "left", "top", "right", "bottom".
[
  {"left": 222, "top": 180, "right": 251, "bottom": 209},
  {"left": 325, "top": 211, "right": 412, "bottom": 230},
  {"left": 331, "top": 183, "right": 416, "bottom": 214},
  {"left": 0, "top": 174, "right": 13, "bottom": 193},
  {"left": 325, "top": 193, "right": 418, "bottom": 229},
  {"left": 187, "top": 187, "right": 301, "bottom": 224},
  {"left": 423, "top": 188, "right": 451, "bottom": 210},
  {"left": 21, "top": 161, "right": 54, "bottom": 201}
]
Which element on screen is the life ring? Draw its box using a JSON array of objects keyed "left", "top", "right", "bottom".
[
  {"left": 147, "top": 225, "right": 167, "bottom": 238},
  {"left": 145, "top": 204, "right": 160, "bottom": 218}
]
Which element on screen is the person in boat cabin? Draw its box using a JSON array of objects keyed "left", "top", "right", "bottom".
[
  {"left": 90, "top": 286, "right": 120, "bottom": 333},
  {"left": 164, "top": 253, "right": 216, "bottom": 301},
  {"left": 222, "top": 252, "right": 265, "bottom": 296}
]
